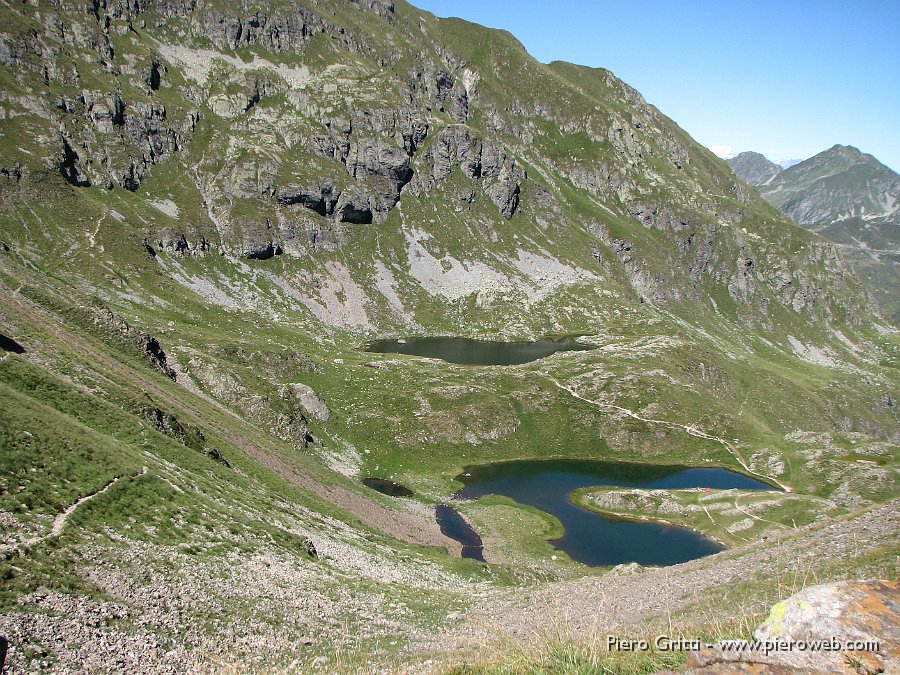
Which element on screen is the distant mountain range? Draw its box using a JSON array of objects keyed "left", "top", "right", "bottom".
[
  {"left": 728, "top": 145, "right": 900, "bottom": 323},
  {"left": 777, "top": 159, "right": 803, "bottom": 169}
]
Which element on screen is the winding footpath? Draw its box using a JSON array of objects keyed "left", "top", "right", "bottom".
[
  {"left": 1, "top": 282, "right": 453, "bottom": 551},
  {"left": 545, "top": 373, "right": 792, "bottom": 492},
  {"left": 2, "top": 467, "right": 148, "bottom": 556}
]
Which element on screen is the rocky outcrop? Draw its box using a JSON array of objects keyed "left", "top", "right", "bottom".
[
  {"left": 285, "top": 383, "right": 330, "bottom": 422},
  {"left": 58, "top": 137, "right": 91, "bottom": 187},
  {"left": 348, "top": 137, "right": 413, "bottom": 186},
  {"left": 334, "top": 111, "right": 424, "bottom": 218},
  {"left": 139, "top": 402, "right": 234, "bottom": 468},
  {"left": 334, "top": 187, "right": 374, "bottom": 225},
  {"left": 150, "top": 232, "right": 212, "bottom": 257},
  {"left": 0, "top": 0, "right": 200, "bottom": 192},
  {"left": 196, "top": 6, "right": 328, "bottom": 54},
  {"left": 140, "top": 402, "right": 206, "bottom": 452},
  {"left": 86, "top": 306, "right": 176, "bottom": 380},
  {"left": 413, "top": 126, "right": 525, "bottom": 219},
  {"left": 269, "top": 109, "right": 429, "bottom": 226},
  {"left": 56, "top": 90, "right": 194, "bottom": 191},
  {"left": 630, "top": 203, "right": 690, "bottom": 232},
  {"left": 0, "top": 164, "right": 23, "bottom": 184},
  {"left": 183, "top": 351, "right": 320, "bottom": 450},
  {"left": 277, "top": 183, "right": 340, "bottom": 216},
  {"left": 478, "top": 141, "right": 524, "bottom": 216},
  {"left": 678, "top": 580, "right": 900, "bottom": 674}
]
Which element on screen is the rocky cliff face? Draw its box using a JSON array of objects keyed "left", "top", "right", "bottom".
[{"left": 0, "top": 0, "right": 876, "bottom": 335}]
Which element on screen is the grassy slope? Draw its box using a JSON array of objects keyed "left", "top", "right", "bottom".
[
  {"left": 0, "top": 272, "right": 496, "bottom": 670},
  {"left": 0, "top": 0, "right": 898, "bottom": 671}
]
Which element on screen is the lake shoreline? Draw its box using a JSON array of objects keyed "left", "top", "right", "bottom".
[{"left": 452, "top": 458, "right": 773, "bottom": 567}]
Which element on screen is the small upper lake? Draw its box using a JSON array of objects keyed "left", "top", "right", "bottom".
[
  {"left": 363, "top": 336, "right": 594, "bottom": 366},
  {"left": 362, "top": 477, "right": 415, "bottom": 498},
  {"left": 454, "top": 459, "right": 776, "bottom": 567}
]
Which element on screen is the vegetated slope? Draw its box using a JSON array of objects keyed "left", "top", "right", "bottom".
[
  {"left": 729, "top": 146, "right": 900, "bottom": 323},
  {"left": 0, "top": 0, "right": 897, "bottom": 671}
]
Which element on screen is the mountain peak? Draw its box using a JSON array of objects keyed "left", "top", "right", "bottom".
[
  {"left": 830, "top": 143, "right": 863, "bottom": 155},
  {"left": 795, "top": 144, "right": 897, "bottom": 179},
  {"left": 727, "top": 143, "right": 899, "bottom": 322},
  {"left": 726, "top": 151, "right": 783, "bottom": 187}
]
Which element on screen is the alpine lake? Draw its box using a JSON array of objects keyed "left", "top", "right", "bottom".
[{"left": 362, "top": 338, "right": 777, "bottom": 567}]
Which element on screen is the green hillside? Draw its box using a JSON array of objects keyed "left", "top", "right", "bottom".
[{"left": 0, "top": 0, "right": 897, "bottom": 671}]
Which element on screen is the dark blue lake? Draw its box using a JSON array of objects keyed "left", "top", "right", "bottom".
[
  {"left": 454, "top": 459, "right": 776, "bottom": 567},
  {"left": 363, "top": 337, "right": 593, "bottom": 366},
  {"left": 435, "top": 504, "right": 485, "bottom": 562}
]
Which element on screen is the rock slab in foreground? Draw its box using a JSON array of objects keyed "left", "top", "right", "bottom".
[{"left": 677, "top": 580, "right": 899, "bottom": 674}]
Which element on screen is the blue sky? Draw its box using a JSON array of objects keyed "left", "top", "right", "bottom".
[{"left": 411, "top": 0, "right": 900, "bottom": 172}]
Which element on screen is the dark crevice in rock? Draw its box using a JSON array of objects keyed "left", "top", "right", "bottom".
[
  {"left": 59, "top": 137, "right": 90, "bottom": 187},
  {"left": 111, "top": 93, "right": 125, "bottom": 127},
  {"left": 246, "top": 244, "right": 282, "bottom": 260},
  {"left": 245, "top": 89, "right": 261, "bottom": 113},
  {"left": 337, "top": 201, "right": 373, "bottom": 224},
  {"left": 147, "top": 58, "right": 161, "bottom": 90},
  {"left": 277, "top": 183, "right": 339, "bottom": 216}
]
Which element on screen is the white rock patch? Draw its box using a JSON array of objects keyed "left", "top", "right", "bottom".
[
  {"left": 511, "top": 248, "right": 598, "bottom": 302},
  {"left": 373, "top": 260, "right": 415, "bottom": 325},
  {"left": 404, "top": 227, "right": 510, "bottom": 300},
  {"left": 148, "top": 199, "right": 180, "bottom": 219},
  {"left": 787, "top": 335, "right": 841, "bottom": 368},
  {"left": 158, "top": 44, "right": 311, "bottom": 87}
]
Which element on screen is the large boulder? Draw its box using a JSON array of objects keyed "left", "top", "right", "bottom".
[
  {"left": 676, "top": 580, "right": 899, "bottom": 674},
  {"left": 286, "top": 383, "right": 330, "bottom": 422}
]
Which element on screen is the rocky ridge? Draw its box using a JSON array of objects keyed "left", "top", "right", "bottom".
[
  {"left": 728, "top": 146, "right": 900, "bottom": 322},
  {"left": 0, "top": 0, "right": 876, "bottom": 332},
  {"left": 729, "top": 146, "right": 900, "bottom": 234}
]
